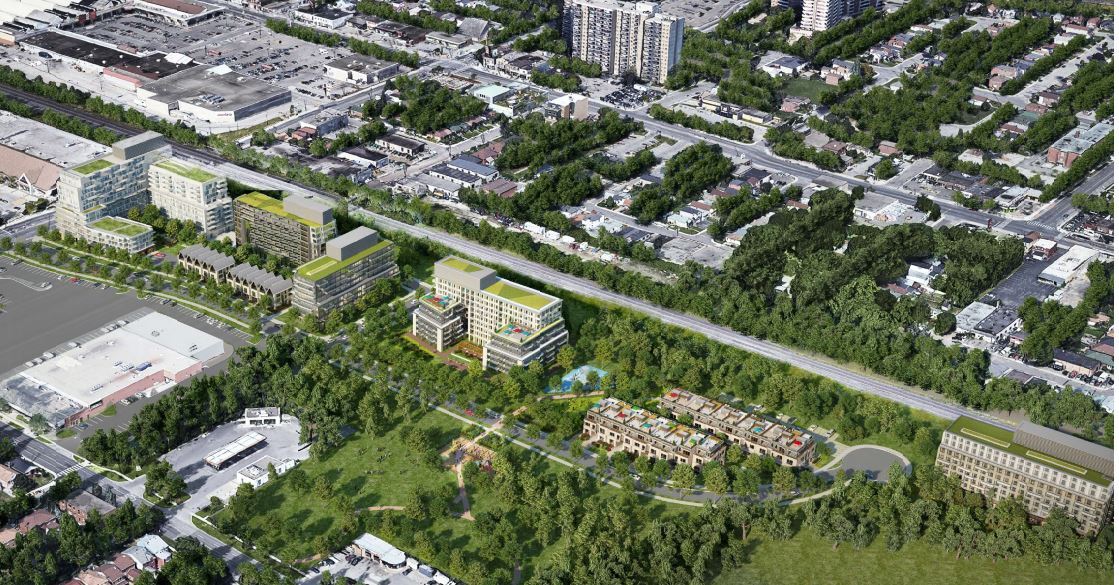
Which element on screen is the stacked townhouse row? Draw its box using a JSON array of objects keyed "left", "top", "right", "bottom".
[
  {"left": 562, "top": 0, "right": 683, "bottom": 84},
  {"left": 411, "top": 256, "right": 567, "bottom": 371},
  {"left": 659, "top": 389, "right": 816, "bottom": 467},
  {"left": 291, "top": 226, "right": 399, "bottom": 317},
  {"left": 937, "top": 416, "right": 1114, "bottom": 535},
  {"left": 582, "top": 397, "right": 726, "bottom": 467},
  {"left": 177, "top": 244, "right": 293, "bottom": 308}
]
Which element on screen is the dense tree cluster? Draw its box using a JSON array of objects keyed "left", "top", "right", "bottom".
[
  {"left": 496, "top": 110, "right": 641, "bottom": 172},
  {"left": 0, "top": 499, "right": 162, "bottom": 585},
  {"left": 1070, "top": 193, "right": 1113, "bottom": 215},
  {"left": 648, "top": 104, "right": 754, "bottom": 142},
  {"left": 629, "top": 143, "right": 733, "bottom": 223},
  {"left": 431, "top": 0, "right": 559, "bottom": 44},
  {"left": 263, "top": 19, "right": 419, "bottom": 67},
  {"left": 464, "top": 163, "right": 602, "bottom": 231},
  {"left": 1018, "top": 262, "right": 1113, "bottom": 363},
  {"left": 764, "top": 127, "right": 844, "bottom": 171},
  {"left": 355, "top": 1, "right": 457, "bottom": 33},
  {"left": 511, "top": 27, "right": 567, "bottom": 54},
  {"left": 708, "top": 185, "right": 790, "bottom": 239},
  {"left": 126, "top": 204, "right": 201, "bottom": 248},
  {"left": 382, "top": 76, "right": 487, "bottom": 134},
  {"left": 530, "top": 69, "right": 581, "bottom": 92}
]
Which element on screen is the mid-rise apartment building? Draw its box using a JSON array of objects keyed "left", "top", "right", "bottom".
[
  {"left": 659, "top": 389, "right": 816, "bottom": 467},
  {"left": 411, "top": 256, "right": 568, "bottom": 371},
  {"left": 292, "top": 227, "right": 399, "bottom": 317},
  {"left": 797, "top": 0, "right": 877, "bottom": 33},
  {"left": 1046, "top": 121, "right": 1113, "bottom": 169},
  {"left": 936, "top": 416, "right": 1114, "bottom": 534},
  {"left": 562, "top": 0, "right": 684, "bottom": 84},
  {"left": 232, "top": 192, "right": 337, "bottom": 264},
  {"left": 55, "top": 132, "right": 170, "bottom": 247},
  {"left": 583, "top": 397, "right": 726, "bottom": 467},
  {"left": 148, "top": 159, "right": 232, "bottom": 236}
]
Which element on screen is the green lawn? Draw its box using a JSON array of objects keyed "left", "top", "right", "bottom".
[
  {"left": 217, "top": 410, "right": 464, "bottom": 561},
  {"left": 783, "top": 78, "right": 832, "bottom": 102},
  {"left": 101, "top": 404, "right": 117, "bottom": 417},
  {"left": 89, "top": 217, "right": 150, "bottom": 237},
  {"left": 154, "top": 160, "right": 217, "bottom": 182},
  {"left": 72, "top": 158, "right": 113, "bottom": 174},
  {"left": 713, "top": 530, "right": 1112, "bottom": 585}
]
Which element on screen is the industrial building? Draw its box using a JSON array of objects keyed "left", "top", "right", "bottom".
[
  {"left": 659, "top": 389, "right": 816, "bottom": 467},
  {"left": 232, "top": 192, "right": 337, "bottom": 264},
  {"left": 582, "top": 397, "right": 726, "bottom": 467},
  {"left": 937, "top": 416, "right": 1113, "bottom": 534},
  {"left": 561, "top": 0, "right": 684, "bottom": 84},
  {"left": 412, "top": 256, "right": 567, "bottom": 371},
  {"left": 136, "top": 64, "right": 292, "bottom": 125},
  {"left": 148, "top": 158, "right": 231, "bottom": 236},
  {"left": 292, "top": 227, "right": 399, "bottom": 317},
  {"left": 0, "top": 311, "right": 224, "bottom": 428},
  {"left": 54, "top": 132, "right": 170, "bottom": 250},
  {"left": 20, "top": 30, "right": 197, "bottom": 86}
]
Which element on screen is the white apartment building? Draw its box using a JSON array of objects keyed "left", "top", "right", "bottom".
[
  {"left": 413, "top": 256, "right": 568, "bottom": 371},
  {"left": 148, "top": 159, "right": 232, "bottom": 236},
  {"left": 55, "top": 132, "right": 170, "bottom": 242},
  {"left": 562, "top": 0, "right": 684, "bottom": 84},
  {"left": 797, "top": 0, "right": 878, "bottom": 33}
]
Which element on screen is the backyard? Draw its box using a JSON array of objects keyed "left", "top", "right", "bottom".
[{"left": 782, "top": 77, "right": 832, "bottom": 102}]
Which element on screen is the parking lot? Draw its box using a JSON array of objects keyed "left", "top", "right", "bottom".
[
  {"left": 989, "top": 256, "right": 1059, "bottom": 308},
  {"left": 302, "top": 552, "right": 448, "bottom": 585},
  {"left": 163, "top": 419, "right": 307, "bottom": 520},
  {"left": 79, "top": 13, "right": 365, "bottom": 106}
]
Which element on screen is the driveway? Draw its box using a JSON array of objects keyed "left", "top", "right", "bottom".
[{"left": 818, "top": 445, "right": 911, "bottom": 483}]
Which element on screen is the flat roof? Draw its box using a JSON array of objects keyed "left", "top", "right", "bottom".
[
  {"left": 947, "top": 416, "right": 1112, "bottom": 486},
  {"left": 135, "top": 0, "right": 209, "bottom": 15},
  {"left": 0, "top": 111, "right": 110, "bottom": 169},
  {"left": 204, "top": 431, "right": 265, "bottom": 467},
  {"left": 153, "top": 159, "right": 217, "bottom": 183},
  {"left": 72, "top": 159, "right": 114, "bottom": 175},
  {"left": 89, "top": 217, "right": 151, "bottom": 237},
  {"left": 482, "top": 280, "right": 555, "bottom": 310},
  {"left": 235, "top": 192, "right": 327, "bottom": 227},
  {"left": 23, "top": 31, "right": 194, "bottom": 79},
  {"left": 296, "top": 238, "right": 391, "bottom": 281},
  {"left": 439, "top": 256, "right": 487, "bottom": 273},
  {"left": 122, "top": 312, "right": 223, "bottom": 361},
  {"left": 139, "top": 65, "right": 290, "bottom": 113}
]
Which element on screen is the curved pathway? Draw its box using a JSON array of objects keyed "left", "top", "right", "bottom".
[{"left": 818, "top": 445, "right": 911, "bottom": 483}]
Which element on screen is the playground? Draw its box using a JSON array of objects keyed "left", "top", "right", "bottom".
[{"left": 548, "top": 365, "right": 609, "bottom": 394}]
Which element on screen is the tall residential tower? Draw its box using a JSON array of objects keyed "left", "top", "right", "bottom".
[{"left": 562, "top": 0, "right": 684, "bottom": 84}]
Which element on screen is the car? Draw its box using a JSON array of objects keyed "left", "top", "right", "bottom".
[{"left": 69, "top": 277, "right": 79, "bottom": 283}]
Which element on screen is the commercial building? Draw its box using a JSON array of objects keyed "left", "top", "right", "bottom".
[
  {"left": 544, "top": 94, "right": 590, "bottom": 121},
  {"left": 659, "top": 389, "right": 815, "bottom": 467},
  {"left": 242, "top": 407, "right": 283, "bottom": 426},
  {"left": 292, "top": 227, "right": 399, "bottom": 317},
  {"left": 148, "top": 159, "right": 231, "bottom": 235},
  {"left": 937, "top": 416, "right": 1114, "bottom": 534},
  {"left": 561, "top": 0, "right": 684, "bottom": 84},
  {"left": 137, "top": 64, "right": 292, "bottom": 125},
  {"left": 374, "top": 133, "right": 425, "bottom": 157},
  {"left": 583, "top": 397, "right": 726, "bottom": 467},
  {"left": 323, "top": 55, "right": 400, "bottom": 84},
  {"left": 796, "top": 0, "right": 878, "bottom": 34},
  {"left": 350, "top": 533, "right": 407, "bottom": 570},
  {"left": 292, "top": 6, "right": 351, "bottom": 29},
  {"left": 55, "top": 132, "right": 170, "bottom": 248},
  {"left": 1038, "top": 245, "right": 1098, "bottom": 287},
  {"left": 0, "top": 110, "right": 110, "bottom": 199},
  {"left": 204, "top": 431, "right": 266, "bottom": 470},
  {"left": 0, "top": 311, "right": 224, "bottom": 427},
  {"left": 232, "top": 192, "right": 337, "bottom": 264},
  {"left": 412, "top": 256, "right": 568, "bottom": 371},
  {"left": 1046, "top": 121, "right": 1113, "bottom": 169},
  {"left": 132, "top": 0, "right": 223, "bottom": 26}
]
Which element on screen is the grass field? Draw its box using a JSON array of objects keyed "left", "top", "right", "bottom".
[
  {"left": 783, "top": 78, "right": 831, "bottom": 102},
  {"left": 713, "top": 530, "right": 1112, "bottom": 585},
  {"left": 216, "top": 410, "right": 464, "bottom": 561}
]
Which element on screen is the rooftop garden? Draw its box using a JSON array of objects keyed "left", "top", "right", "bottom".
[
  {"left": 71, "top": 158, "right": 113, "bottom": 175},
  {"left": 89, "top": 216, "right": 151, "bottom": 237},
  {"left": 155, "top": 160, "right": 218, "bottom": 182},
  {"left": 295, "top": 239, "right": 392, "bottom": 281}
]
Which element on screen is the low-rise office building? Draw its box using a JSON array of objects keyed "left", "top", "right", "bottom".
[
  {"left": 292, "top": 227, "right": 398, "bottom": 317},
  {"left": 659, "top": 389, "right": 815, "bottom": 467},
  {"left": 412, "top": 256, "right": 567, "bottom": 371},
  {"left": 936, "top": 416, "right": 1114, "bottom": 534},
  {"left": 232, "top": 192, "right": 337, "bottom": 264},
  {"left": 148, "top": 159, "right": 231, "bottom": 236},
  {"left": 583, "top": 397, "right": 726, "bottom": 467}
]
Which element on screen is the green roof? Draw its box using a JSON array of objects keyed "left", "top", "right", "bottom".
[
  {"left": 155, "top": 160, "right": 218, "bottom": 182},
  {"left": 89, "top": 216, "right": 152, "bottom": 237},
  {"left": 235, "top": 192, "right": 325, "bottom": 227},
  {"left": 483, "top": 279, "right": 553, "bottom": 310},
  {"left": 440, "top": 257, "right": 487, "bottom": 273},
  {"left": 296, "top": 239, "right": 393, "bottom": 281},
  {"left": 948, "top": 417, "right": 1112, "bottom": 486},
  {"left": 72, "top": 159, "right": 113, "bottom": 175}
]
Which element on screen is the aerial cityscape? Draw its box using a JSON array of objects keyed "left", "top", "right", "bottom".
[{"left": 0, "top": 0, "right": 1112, "bottom": 583}]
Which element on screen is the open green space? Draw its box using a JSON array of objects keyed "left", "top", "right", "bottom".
[
  {"left": 89, "top": 217, "right": 151, "bottom": 237},
  {"left": 212, "top": 410, "right": 464, "bottom": 561},
  {"left": 783, "top": 78, "right": 832, "bottom": 102},
  {"left": 71, "top": 158, "right": 113, "bottom": 175},
  {"left": 713, "top": 529, "right": 1112, "bottom": 585}
]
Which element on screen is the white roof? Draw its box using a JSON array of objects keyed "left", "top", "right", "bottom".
[
  {"left": 123, "top": 312, "right": 223, "bottom": 360},
  {"left": 353, "top": 533, "right": 406, "bottom": 566},
  {"left": 204, "top": 431, "right": 265, "bottom": 467},
  {"left": 1040, "top": 245, "right": 1098, "bottom": 283}
]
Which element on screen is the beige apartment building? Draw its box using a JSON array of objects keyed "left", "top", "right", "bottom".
[
  {"left": 292, "top": 227, "right": 398, "bottom": 317},
  {"left": 412, "top": 256, "right": 567, "bottom": 371},
  {"left": 148, "top": 158, "right": 232, "bottom": 236},
  {"left": 659, "top": 389, "right": 816, "bottom": 467},
  {"left": 937, "top": 416, "right": 1114, "bottom": 535},
  {"left": 583, "top": 397, "right": 726, "bottom": 467},
  {"left": 562, "top": 0, "right": 683, "bottom": 84},
  {"left": 232, "top": 192, "right": 337, "bottom": 264}
]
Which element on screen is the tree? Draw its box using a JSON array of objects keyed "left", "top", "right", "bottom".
[
  {"left": 771, "top": 466, "right": 796, "bottom": 498},
  {"left": 28, "top": 413, "right": 50, "bottom": 434},
  {"left": 874, "top": 157, "right": 897, "bottom": 180},
  {"left": 556, "top": 346, "right": 577, "bottom": 372},
  {"left": 703, "top": 463, "right": 729, "bottom": 494},
  {"left": 933, "top": 311, "right": 956, "bottom": 335},
  {"left": 671, "top": 464, "right": 696, "bottom": 489}
]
